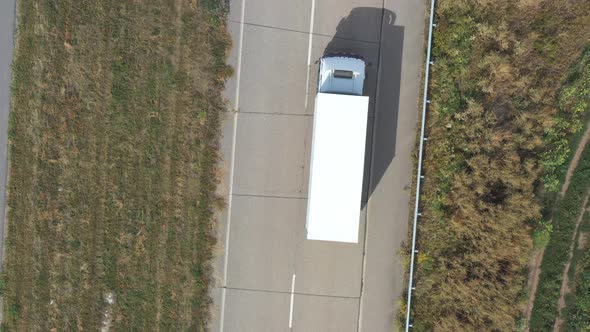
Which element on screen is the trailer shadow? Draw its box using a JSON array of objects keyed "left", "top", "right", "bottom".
[{"left": 322, "top": 7, "right": 404, "bottom": 209}]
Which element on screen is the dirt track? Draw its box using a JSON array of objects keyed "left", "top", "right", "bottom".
[
  {"left": 524, "top": 121, "right": 590, "bottom": 331},
  {"left": 553, "top": 193, "right": 590, "bottom": 332}
]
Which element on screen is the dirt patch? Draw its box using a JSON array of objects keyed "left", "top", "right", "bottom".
[
  {"left": 553, "top": 192, "right": 590, "bottom": 332},
  {"left": 553, "top": 270, "right": 571, "bottom": 332},
  {"left": 524, "top": 249, "right": 545, "bottom": 332},
  {"left": 578, "top": 232, "right": 588, "bottom": 251},
  {"left": 100, "top": 291, "right": 115, "bottom": 332}
]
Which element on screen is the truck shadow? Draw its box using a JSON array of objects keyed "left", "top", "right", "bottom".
[{"left": 322, "top": 7, "right": 405, "bottom": 209}]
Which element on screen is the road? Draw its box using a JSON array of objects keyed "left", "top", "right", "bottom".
[
  {"left": 212, "top": 0, "right": 425, "bottom": 331},
  {"left": 0, "top": 0, "right": 16, "bottom": 271}
]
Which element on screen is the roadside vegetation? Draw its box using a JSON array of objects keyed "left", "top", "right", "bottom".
[
  {"left": 2, "top": 0, "right": 230, "bottom": 330},
  {"left": 530, "top": 141, "right": 590, "bottom": 331},
  {"left": 563, "top": 211, "right": 590, "bottom": 331},
  {"left": 403, "top": 0, "right": 590, "bottom": 330},
  {"left": 529, "top": 48, "right": 590, "bottom": 331}
]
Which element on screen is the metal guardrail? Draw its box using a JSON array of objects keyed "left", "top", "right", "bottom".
[{"left": 405, "top": 0, "right": 436, "bottom": 330}]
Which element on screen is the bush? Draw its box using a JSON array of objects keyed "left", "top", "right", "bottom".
[{"left": 533, "top": 219, "right": 553, "bottom": 249}]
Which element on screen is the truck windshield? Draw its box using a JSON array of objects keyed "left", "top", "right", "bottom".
[{"left": 333, "top": 70, "right": 354, "bottom": 79}]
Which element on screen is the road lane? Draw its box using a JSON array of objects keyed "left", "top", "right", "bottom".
[
  {"left": 293, "top": 294, "right": 359, "bottom": 332},
  {"left": 226, "top": 195, "right": 302, "bottom": 292},
  {"left": 360, "top": 1, "right": 425, "bottom": 330},
  {"left": 223, "top": 288, "right": 291, "bottom": 332},
  {"left": 213, "top": 0, "right": 425, "bottom": 331},
  {"left": 240, "top": 0, "right": 312, "bottom": 32},
  {"left": 232, "top": 113, "right": 311, "bottom": 197},
  {"left": 237, "top": 24, "right": 310, "bottom": 115},
  {"left": 294, "top": 208, "right": 366, "bottom": 298},
  {"left": 0, "top": 0, "right": 16, "bottom": 271},
  {"left": 313, "top": 0, "right": 383, "bottom": 43}
]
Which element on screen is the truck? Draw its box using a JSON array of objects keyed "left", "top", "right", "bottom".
[{"left": 305, "top": 54, "right": 369, "bottom": 243}]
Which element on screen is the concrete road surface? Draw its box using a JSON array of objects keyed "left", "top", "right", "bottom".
[
  {"left": 212, "top": 0, "right": 425, "bottom": 331},
  {"left": 0, "top": 0, "right": 16, "bottom": 271}
]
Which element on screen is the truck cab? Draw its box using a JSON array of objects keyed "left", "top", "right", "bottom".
[{"left": 318, "top": 55, "right": 366, "bottom": 96}]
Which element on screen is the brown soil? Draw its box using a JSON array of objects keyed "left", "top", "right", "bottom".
[
  {"left": 578, "top": 231, "right": 588, "bottom": 251},
  {"left": 524, "top": 249, "right": 545, "bottom": 332},
  {"left": 553, "top": 193, "right": 590, "bottom": 332},
  {"left": 524, "top": 122, "right": 590, "bottom": 331}
]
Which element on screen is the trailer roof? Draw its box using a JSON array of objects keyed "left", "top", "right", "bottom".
[{"left": 306, "top": 93, "right": 369, "bottom": 243}]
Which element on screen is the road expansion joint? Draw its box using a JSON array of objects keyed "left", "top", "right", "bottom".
[
  {"left": 220, "top": 286, "right": 360, "bottom": 300},
  {"left": 228, "top": 20, "right": 380, "bottom": 45},
  {"left": 232, "top": 193, "right": 308, "bottom": 200},
  {"left": 238, "top": 111, "right": 314, "bottom": 117}
]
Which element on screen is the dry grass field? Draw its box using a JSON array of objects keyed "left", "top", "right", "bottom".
[{"left": 2, "top": 0, "right": 231, "bottom": 330}]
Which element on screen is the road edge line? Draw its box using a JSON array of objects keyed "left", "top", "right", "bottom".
[
  {"left": 218, "top": 0, "right": 246, "bottom": 330},
  {"left": 303, "top": 0, "right": 317, "bottom": 110}
]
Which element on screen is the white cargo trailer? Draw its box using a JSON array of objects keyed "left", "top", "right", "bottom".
[{"left": 306, "top": 55, "right": 369, "bottom": 243}]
